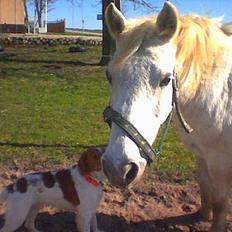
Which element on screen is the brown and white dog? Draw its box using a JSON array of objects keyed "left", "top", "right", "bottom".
[{"left": 0, "top": 147, "right": 105, "bottom": 232}]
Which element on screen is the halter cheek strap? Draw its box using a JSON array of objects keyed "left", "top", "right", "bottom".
[{"left": 172, "top": 75, "right": 193, "bottom": 133}]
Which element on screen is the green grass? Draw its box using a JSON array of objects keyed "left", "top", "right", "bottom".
[
  {"left": 154, "top": 124, "right": 196, "bottom": 180},
  {"left": 0, "top": 45, "right": 195, "bottom": 178}
]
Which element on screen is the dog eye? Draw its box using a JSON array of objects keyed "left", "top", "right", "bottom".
[
  {"left": 106, "top": 69, "right": 112, "bottom": 85},
  {"left": 160, "top": 73, "right": 172, "bottom": 87}
]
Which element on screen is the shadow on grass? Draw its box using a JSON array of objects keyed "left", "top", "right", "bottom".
[
  {"left": 0, "top": 142, "right": 107, "bottom": 149},
  {"left": 0, "top": 56, "right": 100, "bottom": 67},
  {"left": 0, "top": 53, "right": 17, "bottom": 60}
]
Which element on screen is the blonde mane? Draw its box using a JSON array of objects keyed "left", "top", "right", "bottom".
[{"left": 175, "top": 15, "right": 232, "bottom": 100}]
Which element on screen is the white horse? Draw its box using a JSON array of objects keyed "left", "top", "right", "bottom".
[{"left": 102, "top": 2, "right": 232, "bottom": 232}]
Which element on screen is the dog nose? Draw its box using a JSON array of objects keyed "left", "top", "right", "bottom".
[{"left": 102, "top": 157, "right": 139, "bottom": 187}]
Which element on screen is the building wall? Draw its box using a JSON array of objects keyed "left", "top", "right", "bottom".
[{"left": 0, "top": 0, "right": 25, "bottom": 24}]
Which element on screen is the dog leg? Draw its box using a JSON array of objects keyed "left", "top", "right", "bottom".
[
  {"left": 24, "top": 206, "right": 40, "bottom": 232},
  {"left": 0, "top": 194, "right": 32, "bottom": 232},
  {"left": 90, "top": 214, "right": 104, "bottom": 232},
  {"left": 76, "top": 211, "right": 91, "bottom": 232}
]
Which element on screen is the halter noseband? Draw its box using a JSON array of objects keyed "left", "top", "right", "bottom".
[{"left": 103, "top": 72, "right": 193, "bottom": 165}]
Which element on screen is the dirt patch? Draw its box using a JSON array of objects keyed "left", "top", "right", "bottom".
[{"left": 0, "top": 165, "right": 232, "bottom": 232}]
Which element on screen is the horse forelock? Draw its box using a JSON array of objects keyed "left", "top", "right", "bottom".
[{"left": 110, "top": 16, "right": 158, "bottom": 69}]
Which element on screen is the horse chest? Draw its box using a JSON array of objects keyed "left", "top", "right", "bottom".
[{"left": 173, "top": 102, "right": 232, "bottom": 159}]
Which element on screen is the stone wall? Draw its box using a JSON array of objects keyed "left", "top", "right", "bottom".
[{"left": 0, "top": 35, "right": 102, "bottom": 46}]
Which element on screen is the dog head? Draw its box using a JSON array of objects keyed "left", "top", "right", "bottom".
[{"left": 78, "top": 147, "right": 104, "bottom": 175}]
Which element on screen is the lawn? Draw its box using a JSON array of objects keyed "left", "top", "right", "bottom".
[{"left": 0, "top": 45, "right": 195, "bottom": 179}]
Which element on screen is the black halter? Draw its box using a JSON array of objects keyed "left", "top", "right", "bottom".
[
  {"left": 103, "top": 106, "right": 155, "bottom": 165},
  {"left": 103, "top": 72, "right": 193, "bottom": 165}
]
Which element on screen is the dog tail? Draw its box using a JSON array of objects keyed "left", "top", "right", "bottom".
[{"left": 0, "top": 188, "right": 9, "bottom": 202}]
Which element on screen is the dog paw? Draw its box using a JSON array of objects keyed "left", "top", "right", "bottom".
[{"left": 25, "top": 227, "right": 41, "bottom": 232}]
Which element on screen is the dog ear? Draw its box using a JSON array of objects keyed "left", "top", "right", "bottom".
[
  {"left": 90, "top": 148, "right": 102, "bottom": 172},
  {"left": 78, "top": 150, "right": 91, "bottom": 174}
]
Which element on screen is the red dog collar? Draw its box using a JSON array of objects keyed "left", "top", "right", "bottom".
[{"left": 83, "top": 174, "right": 100, "bottom": 187}]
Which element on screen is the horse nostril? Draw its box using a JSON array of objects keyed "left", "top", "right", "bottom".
[
  {"left": 102, "top": 157, "right": 140, "bottom": 187},
  {"left": 123, "top": 163, "right": 139, "bottom": 185}
]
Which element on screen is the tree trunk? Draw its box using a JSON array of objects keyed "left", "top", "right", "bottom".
[
  {"left": 99, "top": 0, "right": 121, "bottom": 66},
  {"left": 35, "top": 0, "right": 43, "bottom": 27},
  {"left": 24, "top": 0, "right": 29, "bottom": 24},
  {"left": 39, "top": 0, "right": 43, "bottom": 27}
]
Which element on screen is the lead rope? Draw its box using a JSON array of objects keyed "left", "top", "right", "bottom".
[
  {"left": 154, "top": 73, "right": 193, "bottom": 157},
  {"left": 154, "top": 109, "right": 173, "bottom": 156}
]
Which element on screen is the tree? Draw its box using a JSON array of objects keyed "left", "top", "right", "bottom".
[
  {"left": 24, "top": 0, "right": 57, "bottom": 27},
  {"left": 25, "top": 0, "right": 80, "bottom": 28},
  {"left": 35, "top": 0, "right": 57, "bottom": 27},
  {"left": 24, "top": 0, "right": 29, "bottom": 24},
  {"left": 99, "top": 0, "right": 120, "bottom": 66},
  {"left": 125, "top": 0, "right": 155, "bottom": 10}
]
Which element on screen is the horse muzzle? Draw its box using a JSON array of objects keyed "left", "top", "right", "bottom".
[{"left": 102, "top": 155, "right": 145, "bottom": 188}]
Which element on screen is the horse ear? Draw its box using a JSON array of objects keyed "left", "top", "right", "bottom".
[
  {"left": 156, "top": 1, "right": 179, "bottom": 40},
  {"left": 105, "top": 3, "right": 126, "bottom": 39}
]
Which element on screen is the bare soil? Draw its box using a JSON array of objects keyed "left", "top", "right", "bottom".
[{"left": 0, "top": 163, "right": 232, "bottom": 232}]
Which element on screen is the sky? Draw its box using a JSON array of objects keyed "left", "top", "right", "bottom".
[{"left": 29, "top": 0, "right": 232, "bottom": 30}]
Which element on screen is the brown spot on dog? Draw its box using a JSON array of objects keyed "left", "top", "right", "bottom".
[
  {"left": 16, "top": 177, "right": 27, "bottom": 193},
  {"left": 56, "top": 169, "right": 80, "bottom": 206},
  {"left": 7, "top": 184, "right": 14, "bottom": 193},
  {"left": 42, "top": 172, "right": 55, "bottom": 188},
  {"left": 78, "top": 148, "right": 103, "bottom": 175}
]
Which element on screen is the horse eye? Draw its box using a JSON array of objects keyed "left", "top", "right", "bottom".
[
  {"left": 159, "top": 73, "right": 171, "bottom": 87},
  {"left": 106, "top": 69, "right": 112, "bottom": 85}
]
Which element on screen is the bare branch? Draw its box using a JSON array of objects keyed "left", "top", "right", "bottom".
[
  {"left": 66, "top": 0, "right": 81, "bottom": 8},
  {"left": 126, "top": 0, "right": 157, "bottom": 10}
]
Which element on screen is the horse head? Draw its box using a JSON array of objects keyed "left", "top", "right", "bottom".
[{"left": 103, "top": 2, "right": 179, "bottom": 187}]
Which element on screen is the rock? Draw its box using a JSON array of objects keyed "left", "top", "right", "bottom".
[
  {"left": 69, "top": 45, "right": 87, "bottom": 53},
  {"left": 0, "top": 45, "right": 4, "bottom": 52}
]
